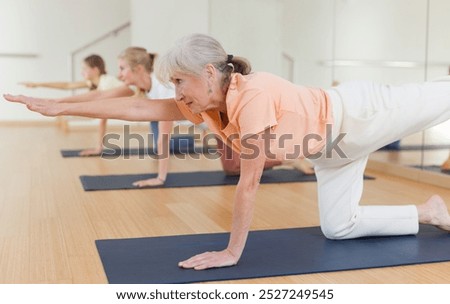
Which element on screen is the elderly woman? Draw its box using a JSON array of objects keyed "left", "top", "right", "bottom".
[{"left": 4, "top": 33, "right": 450, "bottom": 271}]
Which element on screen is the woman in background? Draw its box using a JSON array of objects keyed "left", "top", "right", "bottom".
[
  {"left": 117, "top": 48, "right": 175, "bottom": 187},
  {"left": 23, "top": 49, "right": 175, "bottom": 186},
  {"left": 20, "top": 54, "right": 123, "bottom": 156}
]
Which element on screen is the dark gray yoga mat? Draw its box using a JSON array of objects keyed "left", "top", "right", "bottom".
[
  {"left": 61, "top": 146, "right": 213, "bottom": 157},
  {"left": 61, "top": 135, "right": 206, "bottom": 157},
  {"left": 95, "top": 225, "right": 450, "bottom": 284},
  {"left": 61, "top": 147, "right": 149, "bottom": 158},
  {"left": 379, "top": 144, "right": 450, "bottom": 151},
  {"left": 80, "top": 169, "right": 375, "bottom": 191}
]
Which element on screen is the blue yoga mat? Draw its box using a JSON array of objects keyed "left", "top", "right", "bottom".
[
  {"left": 60, "top": 135, "right": 211, "bottom": 157},
  {"left": 379, "top": 144, "right": 450, "bottom": 151},
  {"left": 60, "top": 146, "right": 214, "bottom": 157},
  {"left": 95, "top": 225, "right": 450, "bottom": 284},
  {"left": 80, "top": 169, "right": 375, "bottom": 191}
]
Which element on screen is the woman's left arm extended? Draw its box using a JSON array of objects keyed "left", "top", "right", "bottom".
[
  {"left": 178, "top": 132, "right": 267, "bottom": 270},
  {"left": 3, "top": 94, "right": 185, "bottom": 122}
]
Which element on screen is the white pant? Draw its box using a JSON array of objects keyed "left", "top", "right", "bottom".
[{"left": 310, "top": 80, "right": 450, "bottom": 239}]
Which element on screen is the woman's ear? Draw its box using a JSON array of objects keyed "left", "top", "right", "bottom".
[
  {"left": 204, "top": 64, "right": 217, "bottom": 80},
  {"left": 134, "top": 64, "right": 146, "bottom": 74}
]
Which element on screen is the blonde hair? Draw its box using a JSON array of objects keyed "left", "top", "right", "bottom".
[
  {"left": 118, "top": 47, "right": 157, "bottom": 73},
  {"left": 156, "top": 33, "right": 251, "bottom": 84}
]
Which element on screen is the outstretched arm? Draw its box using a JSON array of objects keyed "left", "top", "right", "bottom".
[
  {"left": 178, "top": 132, "right": 267, "bottom": 270},
  {"left": 3, "top": 94, "right": 186, "bottom": 122},
  {"left": 54, "top": 85, "right": 134, "bottom": 103},
  {"left": 19, "top": 80, "right": 89, "bottom": 90}
]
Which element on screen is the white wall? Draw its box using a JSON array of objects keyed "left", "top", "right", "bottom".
[
  {"left": 209, "top": 0, "right": 283, "bottom": 76},
  {"left": 281, "top": 0, "right": 334, "bottom": 87},
  {"left": 131, "top": 0, "right": 209, "bottom": 54},
  {"left": 0, "top": 0, "right": 131, "bottom": 121},
  {"left": 3, "top": 0, "right": 450, "bottom": 122},
  {"left": 131, "top": 0, "right": 283, "bottom": 76},
  {"left": 332, "top": 0, "right": 428, "bottom": 84},
  {"left": 427, "top": 0, "right": 450, "bottom": 79},
  {"left": 280, "top": 0, "right": 440, "bottom": 87}
]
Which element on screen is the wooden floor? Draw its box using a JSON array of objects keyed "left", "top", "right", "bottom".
[{"left": 1, "top": 124, "right": 450, "bottom": 284}]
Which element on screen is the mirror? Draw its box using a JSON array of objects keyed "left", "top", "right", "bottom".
[
  {"left": 331, "top": 0, "right": 429, "bottom": 171},
  {"left": 422, "top": 0, "right": 450, "bottom": 175},
  {"left": 279, "top": 0, "right": 450, "bottom": 178},
  {"left": 207, "top": 0, "right": 448, "bottom": 178}
]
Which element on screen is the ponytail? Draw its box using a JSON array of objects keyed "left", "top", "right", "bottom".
[
  {"left": 84, "top": 54, "right": 107, "bottom": 75},
  {"left": 148, "top": 53, "right": 158, "bottom": 73},
  {"left": 222, "top": 55, "right": 251, "bottom": 75}
]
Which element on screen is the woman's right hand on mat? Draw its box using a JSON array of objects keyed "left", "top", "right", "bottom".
[
  {"left": 178, "top": 249, "right": 238, "bottom": 270},
  {"left": 3, "top": 94, "right": 60, "bottom": 117},
  {"left": 132, "top": 177, "right": 164, "bottom": 188},
  {"left": 79, "top": 148, "right": 103, "bottom": 157}
]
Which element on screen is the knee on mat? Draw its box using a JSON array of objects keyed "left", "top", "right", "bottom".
[{"left": 320, "top": 222, "right": 356, "bottom": 240}]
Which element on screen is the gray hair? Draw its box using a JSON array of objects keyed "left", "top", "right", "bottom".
[{"left": 156, "top": 33, "right": 251, "bottom": 84}]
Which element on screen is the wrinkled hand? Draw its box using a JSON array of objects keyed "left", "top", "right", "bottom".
[
  {"left": 79, "top": 148, "right": 102, "bottom": 156},
  {"left": 178, "top": 249, "right": 239, "bottom": 270},
  {"left": 3, "top": 94, "right": 60, "bottom": 117},
  {"left": 132, "top": 177, "right": 165, "bottom": 187}
]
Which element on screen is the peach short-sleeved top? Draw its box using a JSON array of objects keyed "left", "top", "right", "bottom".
[{"left": 176, "top": 72, "right": 333, "bottom": 160}]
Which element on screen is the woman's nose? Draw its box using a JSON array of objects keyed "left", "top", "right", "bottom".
[{"left": 175, "top": 88, "right": 184, "bottom": 101}]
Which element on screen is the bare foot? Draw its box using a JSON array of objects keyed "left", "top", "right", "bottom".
[
  {"left": 79, "top": 148, "right": 102, "bottom": 156},
  {"left": 417, "top": 195, "right": 450, "bottom": 232}
]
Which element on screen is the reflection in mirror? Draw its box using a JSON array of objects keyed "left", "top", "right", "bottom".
[
  {"left": 328, "top": 0, "right": 427, "bottom": 171},
  {"left": 421, "top": 0, "right": 450, "bottom": 176},
  {"left": 216, "top": 0, "right": 450, "bottom": 177},
  {"left": 323, "top": 0, "right": 449, "bottom": 177}
]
